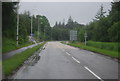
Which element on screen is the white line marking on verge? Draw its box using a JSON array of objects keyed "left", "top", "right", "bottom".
[
  {"left": 66, "top": 52, "right": 70, "bottom": 55},
  {"left": 72, "top": 57, "right": 80, "bottom": 63},
  {"left": 84, "top": 66, "right": 103, "bottom": 81}
]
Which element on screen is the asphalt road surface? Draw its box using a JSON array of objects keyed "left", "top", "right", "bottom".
[
  {"left": 12, "top": 41, "right": 118, "bottom": 80},
  {"left": 3, "top": 42, "right": 43, "bottom": 60}
]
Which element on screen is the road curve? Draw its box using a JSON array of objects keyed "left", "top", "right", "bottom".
[{"left": 12, "top": 41, "right": 118, "bottom": 80}]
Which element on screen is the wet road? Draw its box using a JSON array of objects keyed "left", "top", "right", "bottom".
[
  {"left": 13, "top": 41, "right": 118, "bottom": 80},
  {"left": 3, "top": 42, "right": 43, "bottom": 60}
]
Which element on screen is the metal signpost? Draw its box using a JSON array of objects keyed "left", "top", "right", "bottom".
[{"left": 70, "top": 30, "right": 77, "bottom": 41}]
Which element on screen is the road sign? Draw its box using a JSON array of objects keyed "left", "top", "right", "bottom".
[{"left": 70, "top": 30, "right": 77, "bottom": 41}]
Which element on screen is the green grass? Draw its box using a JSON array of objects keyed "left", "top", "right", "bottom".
[
  {"left": 2, "top": 38, "right": 34, "bottom": 53},
  {"left": 2, "top": 38, "right": 17, "bottom": 53},
  {"left": 67, "top": 41, "right": 119, "bottom": 59},
  {"left": 3, "top": 42, "right": 46, "bottom": 77},
  {"left": 17, "top": 43, "right": 33, "bottom": 49},
  {"left": 87, "top": 41, "right": 119, "bottom": 52}
]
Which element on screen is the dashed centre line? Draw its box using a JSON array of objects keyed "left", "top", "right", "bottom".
[
  {"left": 57, "top": 43, "right": 103, "bottom": 81},
  {"left": 84, "top": 66, "right": 103, "bottom": 81},
  {"left": 66, "top": 52, "right": 70, "bottom": 55},
  {"left": 72, "top": 57, "right": 80, "bottom": 64}
]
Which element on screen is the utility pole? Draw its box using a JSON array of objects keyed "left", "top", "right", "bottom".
[
  {"left": 16, "top": 4, "right": 19, "bottom": 46},
  {"left": 31, "top": 16, "right": 33, "bottom": 37},
  {"left": 51, "top": 27, "right": 52, "bottom": 41}
]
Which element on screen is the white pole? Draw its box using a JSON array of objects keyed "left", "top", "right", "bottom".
[
  {"left": 51, "top": 27, "right": 52, "bottom": 40},
  {"left": 16, "top": 4, "right": 19, "bottom": 46}
]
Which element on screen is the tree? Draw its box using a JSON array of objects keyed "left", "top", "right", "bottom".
[
  {"left": 54, "top": 21, "right": 58, "bottom": 27},
  {"left": 2, "top": 2, "right": 18, "bottom": 39},
  {"left": 85, "top": 2, "right": 120, "bottom": 42},
  {"left": 18, "top": 11, "right": 31, "bottom": 44},
  {"left": 66, "top": 16, "right": 74, "bottom": 28},
  {"left": 108, "top": 2, "right": 120, "bottom": 24},
  {"left": 108, "top": 21, "right": 120, "bottom": 42},
  {"left": 107, "top": 2, "right": 120, "bottom": 42},
  {"left": 94, "top": 4, "right": 106, "bottom": 21}
]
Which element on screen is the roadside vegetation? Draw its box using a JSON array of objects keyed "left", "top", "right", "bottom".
[
  {"left": 86, "top": 41, "right": 119, "bottom": 52},
  {"left": 2, "top": 38, "right": 33, "bottom": 53},
  {"left": 2, "top": 2, "right": 51, "bottom": 53},
  {"left": 3, "top": 42, "right": 46, "bottom": 77},
  {"left": 66, "top": 41, "right": 119, "bottom": 59},
  {"left": 2, "top": 2, "right": 120, "bottom": 77}
]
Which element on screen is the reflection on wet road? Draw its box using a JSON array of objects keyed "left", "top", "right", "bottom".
[{"left": 11, "top": 42, "right": 118, "bottom": 80}]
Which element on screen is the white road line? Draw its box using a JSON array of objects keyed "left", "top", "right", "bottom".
[
  {"left": 66, "top": 52, "right": 70, "bottom": 55},
  {"left": 72, "top": 57, "right": 80, "bottom": 64},
  {"left": 84, "top": 66, "right": 104, "bottom": 81}
]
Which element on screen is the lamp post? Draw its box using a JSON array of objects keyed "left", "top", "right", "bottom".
[
  {"left": 51, "top": 27, "right": 52, "bottom": 41},
  {"left": 31, "top": 16, "right": 33, "bottom": 37},
  {"left": 16, "top": 4, "right": 19, "bottom": 46}
]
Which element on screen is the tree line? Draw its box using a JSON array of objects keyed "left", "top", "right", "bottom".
[
  {"left": 52, "top": 2, "right": 120, "bottom": 42},
  {"left": 52, "top": 16, "right": 84, "bottom": 40},
  {"left": 2, "top": 2, "right": 51, "bottom": 46},
  {"left": 2, "top": 2, "right": 120, "bottom": 46},
  {"left": 86, "top": 2, "right": 120, "bottom": 42}
]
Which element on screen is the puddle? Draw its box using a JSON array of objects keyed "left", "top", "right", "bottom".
[
  {"left": 6, "top": 47, "right": 43, "bottom": 80},
  {"left": 5, "top": 44, "right": 47, "bottom": 80},
  {"left": 24, "top": 48, "right": 42, "bottom": 67},
  {"left": 27, "top": 54, "right": 41, "bottom": 66}
]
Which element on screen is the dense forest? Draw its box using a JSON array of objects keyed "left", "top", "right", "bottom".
[
  {"left": 52, "top": 2, "right": 120, "bottom": 42},
  {"left": 86, "top": 2, "right": 120, "bottom": 42},
  {"left": 2, "top": 2, "right": 120, "bottom": 53},
  {"left": 52, "top": 16, "right": 84, "bottom": 40}
]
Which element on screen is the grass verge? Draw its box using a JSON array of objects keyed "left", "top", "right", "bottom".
[
  {"left": 2, "top": 38, "right": 34, "bottom": 53},
  {"left": 2, "top": 38, "right": 17, "bottom": 53},
  {"left": 3, "top": 42, "right": 46, "bottom": 77},
  {"left": 66, "top": 42, "right": 119, "bottom": 59},
  {"left": 87, "top": 41, "right": 119, "bottom": 52}
]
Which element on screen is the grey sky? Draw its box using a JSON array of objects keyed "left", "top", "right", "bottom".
[{"left": 19, "top": 2, "right": 111, "bottom": 27}]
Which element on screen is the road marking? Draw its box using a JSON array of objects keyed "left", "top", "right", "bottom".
[
  {"left": 84, "top": 66, "right": 103, "bottom": 81},
  {"left": 72, "top": 57, "right": 80, "bottom": 64},
  {"left": 66, "top": 52, "right": 70, "bottom": 55}
]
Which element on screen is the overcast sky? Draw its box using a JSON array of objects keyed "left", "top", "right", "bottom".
[{"left": 19, "top": 2, "right": 111, "bottom": 27}]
